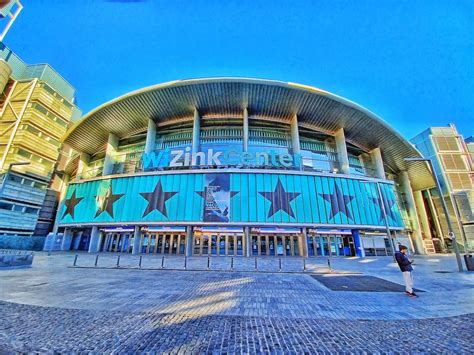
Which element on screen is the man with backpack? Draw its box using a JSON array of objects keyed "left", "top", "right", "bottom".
[{"left": 395, "top": 245, "right": 418, "bottom": 297}]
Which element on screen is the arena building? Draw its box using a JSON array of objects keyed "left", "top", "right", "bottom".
[{"left": 51, "top": 78, "right": 438, "bottom": 258}]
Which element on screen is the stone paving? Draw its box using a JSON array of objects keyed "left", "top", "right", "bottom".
[{"left": 0, "top": 252, "right": 473, "bottom": 353}]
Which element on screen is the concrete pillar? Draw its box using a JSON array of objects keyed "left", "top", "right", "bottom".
[
  {"left": 243, "top": 108, "right": 249, "bottom": 152},
  {"left": 102, "top": 133, "right": 119, "bottom": 176},
  {"left": 132, "top": 226, "right": 141, "bottom": 255},
  {"left": 290, "top": 114, "right": 301, "bottom": 154},
  {"left": 61, "top": 228, "right": 73, "bottom": 251},
  {"left": 334, "top": 128, "right": 350, "bottom": 174},
  {"left": 352, "top": 229, "right": 365, "bottom": 257},
  {"left": 244, "top": 226, "right": 251, "bottom": 257},
  {"left": 145, "top": 119, "right": 157, "bottom": 154},
  {"left": 88, "top": 226, "right": 101, "bottom": 253},
  {"left": 370, "top": 147, "right": 385, "bottom": 179},
  {"left": 413, "top": 191, "right": 432, "bottom": 241},
  {"left": 185, "top": 226, "right": 193, "bottom": 256},
  {"left": 400, "top": 172, "right": 426, "bottom": 255},
  {"left": 300, "top": 228, "right": 308, "bottom": 257},
  {"left": 76, "top": 152, "right": 90, "bottom": 180},
  {"left": 191, "top": 109, "right": 200, "bottom": 155},
  {"left": 52, "top": 174, "right": 70, "bottom": 235}
]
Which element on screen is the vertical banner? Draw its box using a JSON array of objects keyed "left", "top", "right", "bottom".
[{"left": 203, "top": 173, "right": 230, "bottom": 222}]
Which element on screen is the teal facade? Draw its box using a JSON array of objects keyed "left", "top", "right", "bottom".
[{"left": 59, "top": 171, "right": 404, "bottom": 228}]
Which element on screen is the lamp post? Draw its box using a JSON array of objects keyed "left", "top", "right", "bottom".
[
  {"left": 361, "top": 180, "right": 397, "bottom": 261},
  {"left": 404, "top": 157, "right": 463, "bottom": 272}
]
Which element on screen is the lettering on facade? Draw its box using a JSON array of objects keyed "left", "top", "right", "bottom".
[{"left": 142, "top": 147, "right": 302, "bottom": 170}]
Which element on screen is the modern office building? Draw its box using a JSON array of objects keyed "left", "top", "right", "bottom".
[
  {"left": 0, "top": 43, "right": 80, "bottom": 237},
  {"left": 411, "top": 124, "right": 473, "bottom": 253},
  {"left": 51, "top": 77, "right": 440, "bottom": 258}
]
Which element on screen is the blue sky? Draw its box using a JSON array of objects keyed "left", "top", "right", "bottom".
[{"left": 4, "top": 0, "right": 473, "bottom": 139}]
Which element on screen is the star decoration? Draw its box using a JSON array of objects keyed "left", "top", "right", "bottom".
[
  {"left": 371, "top": 195, "right": 398, "bottom": 222},
  {"left": 140, "top": 180, "right": 177, "bottom": 218},
  {"left": 259, "top": 178, "right": 300, "bottom": 218},
  {"left": 94, "top": 185, "right": 124, "bottom": 218},
  {"left": 62, "top": 190, "right": 83, "bottom": 219},
  {"left": 320, "top": 184, "right": 355, "bottom": 220}
]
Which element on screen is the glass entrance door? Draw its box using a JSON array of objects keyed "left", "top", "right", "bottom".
[{"left": 193, "top": 233, "right": 243, "bottom": 256}]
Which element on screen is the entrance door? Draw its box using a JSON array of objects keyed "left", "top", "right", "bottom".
[{"left": 193, "top": 233, "right": 243, "bottom": 256}]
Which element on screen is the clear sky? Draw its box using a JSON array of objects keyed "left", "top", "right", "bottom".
[{"left": 4, "top": 0, "right": 473, "bottom": 140}]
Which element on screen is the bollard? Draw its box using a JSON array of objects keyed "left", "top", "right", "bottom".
[
  {"left": 327, "top": 258, "right": 331, "bottom": 272},
  {"left": 279, "top": 258, "right": 282, "bottom": 272},
  {"left": 184, "top": 256, "right": 187, "bottom": 270},
  {"left": 73, "top": 254, "right": 78, "bottom": 266},
  {"left": 95, "top": 254, "right": 99, "bottom": 267},
  {"left": 116, "top": 255, "right": 121, "bottom": 268},
  {"left": 207, "top": 256, "right": 210, "bottom": 270},
  {"left": 161, "top": 256, "right": 165, "bottom": 269},
  {"left": 303, "top": 258, "right": 306, "bottom": 272},
  {"left": 138, "top": 255, "right": 142, "bottom": 268},
  {"left": 231, "top": 257, "right": 234, "bottom": 271},
  {"left": 254, "top": 257, "right": 258, "bottom": 271}
]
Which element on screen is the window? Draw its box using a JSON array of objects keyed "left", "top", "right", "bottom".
[
  {"left": 441, "top": 154, "right": 467, "bottom": 171},
  {"left": 0, "top": 202, "right": 13, "bottom": 211},
  {"left": 433, "top": 136, "right": 460, "bottom": 152}
]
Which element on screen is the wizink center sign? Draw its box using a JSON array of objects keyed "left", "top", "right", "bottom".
[{"left": 142, "top": 147, "right": 302, "bottom": 170}]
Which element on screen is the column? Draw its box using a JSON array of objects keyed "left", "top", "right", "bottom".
[
  {"left": 88, "top": 226, "right": 100, "bottom": 253},
  {"left": 60, "top": 228, "right": 73, "bottom": 251},
  {"left": 102, "top": 133, "right": 119, "bottom": 176},
  {"left": 400, "top": 172, "right": 426, "bottom": 255},
  {"left": 300, "top": 228, "right": 308, "bottom": 257},
  {"left": 334, "top": 128, "right": 350, "bottom": 174},
  {"left": 290, "top": 114, "right": 301, "bottom": 154},
  {"left": 52, "top": 174, "right": 70, "bottom": 235},
  {"left": 370, "top": 147, "right": 385, "bottom": 179},
  {"left": 413, "top": 191, "right": 432, "bottom": 241},
  {"left": 191, "top": 109, "right": 200, "bottom": 155},
  {"left": 185, "top": 226, "right": 193, "bottom": 256},
  {"left": 76, "top": 152, "right": 90, "bottom": 180},
  {"left": 352, "top": 229, "right": 365, "bottom": 257},
  {"left": 244, "top": 226, "right": 251, "bottom": 257},
  {"left": 243, "top": 108, "right": 249, "bottom": 152},
  {"left": 145, "top": 119, "right": 157, "bottom": 154},
  {"left": 132, "top": 226, "right": 141, "bottom": 255}
]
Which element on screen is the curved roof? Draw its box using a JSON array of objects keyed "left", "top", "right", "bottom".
[{"left": 64, "top": 77, "right": 433, "bottom": 190}]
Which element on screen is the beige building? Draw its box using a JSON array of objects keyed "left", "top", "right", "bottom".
[
  {"left": 411, "top": 124, "right": 474, "bottom": 253},
  {"left": 0, "top": 44, "right": 80, "bottom": 237}
]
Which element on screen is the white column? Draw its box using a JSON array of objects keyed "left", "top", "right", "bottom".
[
  {"left": 88, "top": 226, "right": 100, "bottom": 253},
  {"left": 191, "top": 109, "right": 200, "bottom": 155},
  {"left": 290, "top": 114, "right": 301, "bottom": 154},
  {"left": 52, "top": 174, "right": 70, "bottom": 235},
  {"left": 335, "top": 128, "right": 350, "bottom": 174},
  {"left": 76, "top": 152, "right": 90, "bottom": 179},
  {"left": 400, "top": 172, "right": 426, "bottom": 255},
  {"left": 102, "top": 133, "right": 119, "bottom": 176},
  {"left": 370, "top": 147, "right": 385, "bottom": 179},
  {"left": 243, "top": 108, "right": 249, "bottom": 152},
  {"left": 244, "top": 226, "right": 251, "bottom": 257},
  {"left": 132, "top": 226, "right": 141, "bottom": 255},
  {"left": 145, "top": 119, "right": 157, "bottom": 154},
  {"left": 185, "top": 226, "right": 193, "bottom": 256},
  {"left": 60, "top": 228, "right": 73, "bottom": 251}
]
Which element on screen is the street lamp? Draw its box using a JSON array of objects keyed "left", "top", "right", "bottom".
[
  {"left": 361, "top": 180, "right": 397, "bottom": 261},
  {"left": 404, "top": 157, "right": 464, "bottom": 272}
]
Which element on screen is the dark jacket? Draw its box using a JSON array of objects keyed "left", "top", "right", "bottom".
[{"left": 395, "top": 251, "right": 413, "bottom": 272}]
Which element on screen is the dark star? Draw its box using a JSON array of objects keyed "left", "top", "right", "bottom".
[
  {"left": 140, "top": 180, "right": 177, "bottom": 218},
  {"left": 62, "top": 190, "right": 83, "bottom": 219},
  {"left": 94, "top": 185, "right": 124, "bottom": 218},
  {"left": 259, "top": 178, "right": 300, "bottom": 218},
  {"left": 320, "top": 183, "right": 355, "bottom": 220},
  {"left": 371, "top": 195, "right": 398, "bottom": 222}
]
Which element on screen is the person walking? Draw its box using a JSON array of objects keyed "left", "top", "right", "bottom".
[{"left": 395, "top": 245, "right": 418, "bottom": 297}]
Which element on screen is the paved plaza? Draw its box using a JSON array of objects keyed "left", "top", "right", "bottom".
[{"left": 0, "top": 253, "right": 473, "bottom": 353}]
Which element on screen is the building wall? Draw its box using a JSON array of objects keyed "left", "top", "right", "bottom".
[{"left": 59, "top": 171, "right": 404, "bottom": 229}]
